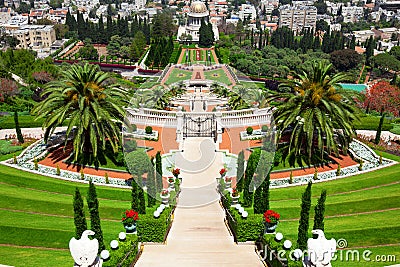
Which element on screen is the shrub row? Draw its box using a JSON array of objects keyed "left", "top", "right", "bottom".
[
  {"left": 103, "top": 235, "right": 138, "bottom": 267},
  {"left": 231, "top": 209, "right": 264, "bottom": 242},
  {"left": 137, "top": 208, "right": 171, "bottom": 243}
]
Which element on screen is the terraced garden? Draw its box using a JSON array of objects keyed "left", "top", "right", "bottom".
[
  {"left": 0, "top": 154, "right": 133, "bottom": 266},
  {"left": 267, "top": 151, "right": 400, "bottom": 266}
]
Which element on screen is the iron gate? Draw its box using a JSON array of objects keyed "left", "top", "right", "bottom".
[{"left": 183, "top": 114, "right": 216, "bottom": 140}]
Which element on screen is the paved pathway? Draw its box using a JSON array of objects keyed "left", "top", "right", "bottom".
[{"left": 136, "top": 137, "right": 264, "bottom": 266}]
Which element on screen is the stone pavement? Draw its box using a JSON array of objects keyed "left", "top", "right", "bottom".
[{"left": 135, "top": 137, "right": 264, "bottom": 266}]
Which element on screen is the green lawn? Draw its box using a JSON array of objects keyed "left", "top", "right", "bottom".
[
  {"left": 164, "top": 68, "right": 192, "bottom": 86},
  {"left": 0, "top": 164, "right": 149, "bottom": 266},
  {"left": 0, "top": 114, "right": 69, "bottom": 129},
  {"left": 204, "top": 69, "right": 232, "bottom": 86},
  {"left": 354, "top": 114, "right": 393, "bottom": 131},
  {"left": 238, "top": 151, "right": 400, "bottom": 266}
]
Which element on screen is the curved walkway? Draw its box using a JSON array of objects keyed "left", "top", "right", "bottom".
[{"left": 136, "top": 137, "right": 264, "bottom": 267}]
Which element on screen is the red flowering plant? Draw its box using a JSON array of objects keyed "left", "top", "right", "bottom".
[
  {"left": 231, "top": 188, "right": 239, "bottom": 197},
  {"left": 122, "top": 209, "right": 139, "bottom": 225},
  {"left": 172, "top": 168, "right": 180, "bottom": 178},
  {"left": 220, "top": 168, "right": 227, "bottom": 176},
  {"left": 161, "top": 189, "right": 169, "bottom": 196},
  {"left": 168, "top": 177, "right": 174, "bottom": 183},
  {"left": 225, "top": 177, "right": 232, "bottom": 183},
  {"left": 264, "top": 210, "right": 280, "bottom": 224}
]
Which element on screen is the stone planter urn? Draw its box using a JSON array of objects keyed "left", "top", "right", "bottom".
[
  {"left": 264, "top": 222, "right": 279, "bottom": 234},
  {"left": 168, "top": 177, "right": 175, "bottom": 191},
  {"left": 231, "top": 194, "right": 240, "bottom": 205},
  {"left": 160, "top": 194, "right": 170, "bottom": 205},
  {"left": 123, "top": 222, "right": 137, "bottom": 234}
]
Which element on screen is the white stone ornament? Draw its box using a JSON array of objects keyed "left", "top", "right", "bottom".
[
  {"left": 110, "top": 240, "right": 119, "bottom": 249},
  {"left": 275, "top": 232, "right": 283, "bottom": 241},
  {"left": 153, "top": 210, "right": 160, "bottom": 218},
  {"left": 304, "top": 229, "right": 336, "bottom": 267},
  {"left": 283, "top": 240, "right": 292, "bottom": 249},
  {"left": 69, "top": 230, "right": 100, "bottom": 267},
  {"left": 241, "top": 211, "right": 248, "bottom": 218},
  {"left": 118, "top": 232, "right": 126, "bottom": 241},
  {"left": 100, "top": 250, "right": 110, "bottom": 260},
  {"left": 293, "top": 248, "right": 303, "bottom": 259}
]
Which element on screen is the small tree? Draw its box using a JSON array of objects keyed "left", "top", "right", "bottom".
[
  {"left": 313, "top": 190, "right": 327, "bottom": 231},
  {"left": 56, "top": 164, "right": 61, "bottom": 176},
  {"left": 14, "top": 111, "right": 24, "bottom": 144},
  {"left": 289, "top": 170, "right": 294, "bottom": 184},
  {"left": 313, "top": 168, "right": 318, "bottom": 180},
  {"left": 73, "top": 187, "right": 87, "bottom": 239},
  {"left": 145, "top": 126, "right": 153, "bottom": 134},
  {"left": 80, "top": 168, "right": 85, "bottom": 180},
  {"left": 243, "top": 149, "right": 261, "bottom": 207},
  {"left": 297, "top": 181, "right": 312, "bottom": 250},
  {"left": 246, "top": 127, "right": 253, "bottom": 135},
  {"left": 379, "top": 154, "right": 383, "bottom": 165},
  {"left": 146, "top": 161, "right": 156, "bottom": 207},
  {"left": 336, "top": 164, "right": 341, "bottom": 176},
  {"left": 253, "top": 175, "right": 263, "bottom": 214},
  {"left": 138, "top": 185, "right": 146, "bottom": 214},
  {"left": 87, "top": 181, "right": 105, "bottom": 252},
  {"left": 236, "top": 150, "right": 245, "bottom": 192},
  {"left": 131, "top": 177, "right": 139, "bottom": 211},
  {"left": 358, "top": 160, "right": 363, "bottom": 171},
  {"left": 155, "top": 151, "right": 163, "bottom": 192},
  {"left": 34, "top": 157, "right": 38, "bottom": 170},
  {"left": 260, "top": 171, "right": 271, "bottom": 212},
  {"left": 104, "top": 172, "right": 109, "bottom": 184},
  {"left": 13, "top": 153, "right": 17, "bottom": 164}
]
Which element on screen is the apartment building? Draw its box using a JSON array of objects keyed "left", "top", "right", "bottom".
[
  {"left": 11, "top": 25, "right": 56, "bottom": 49},
  {"left": 279, "top": 4, "right": 317, "bottom": 33}
]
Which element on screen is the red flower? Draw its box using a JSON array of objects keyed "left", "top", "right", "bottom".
[
  {"left": 172, "top": 168, "right": 180, "bottom": 177},
  {"left": 161, "top": 189, "right": 169, "bottom": 196},
  {"left": 263, "top": 209, "right": 280, "bottom": 224},
  {"left": 122, "top": 209, "right": 139, "bottom": 225},
  {"left": 220, "top": 168, "right": 227, "bottom": 175}
]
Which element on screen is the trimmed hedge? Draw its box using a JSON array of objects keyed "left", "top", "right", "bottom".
[
  {"left": 231, "top": 209, "right": 264, "bottom": 242},
  {"left": 103, "top": 235, "right": 138, "bottom": 267},
  {"left": 136, "top": 208, "right": 170, "bottom": 243},
  {"left": 0, "top": 140, "right": 23, "bottom": 155}
]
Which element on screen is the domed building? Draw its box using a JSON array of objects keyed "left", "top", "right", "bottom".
[{"left": 177, "top": 1, "right": 219, "bottom": 43}]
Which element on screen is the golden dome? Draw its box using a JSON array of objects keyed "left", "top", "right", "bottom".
[{"left": 190, "top": 1, "right": 207, "bottom": 13}]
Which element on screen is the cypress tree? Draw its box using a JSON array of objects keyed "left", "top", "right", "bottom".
[
  {"left": 155, "top": 151, "right": 163, "bottom": 192},
  {"left": 313, "top": 190, "right": 327, "bottom": 231},
  {"left": 297, "top": 181, "right": 312, "bottom": 250},
  {"left": 243, "top": 149, "right": 261, "bottom": 207},
  {"left": 131, "top": 177, "right": 139, "bottom": 211},
  {"left": 258, "top": 31, "right": 263, "bottom": 49},
  {"left": 236, "top": 150, "right": 245, "bottom": 192},
  {"left": 14, "top": 111, "right": 24, "bottom": 144},
  {"left": 138, "top": 185, "right": 146, "bottom": 214},
  {"left": 261, "top": 171, "right": 271, "bottom": 212},
  {"left": 87, "top": 181, "right": 105, "bottom": 252},
  {"left": 253, "top": 175, "right": 263, "bottom": 214},
  {"left": 73, "top": 187, "right": 87, "bottom": 239},
  {"left": 146, "top": 159, "right": 156, "bottom": 207}
]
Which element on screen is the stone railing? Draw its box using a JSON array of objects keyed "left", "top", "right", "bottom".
[{"left": 126, "top": 107, "right": 273, "bottom": 128}]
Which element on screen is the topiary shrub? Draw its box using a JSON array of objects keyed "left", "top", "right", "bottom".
[
  {"left": 289, "top": 170, "right": 293, "bottom": 184},
  {"left": 336, "top": 164, "right": 341, "bottom": 176},
  {"left": 56, "top": 164, "right": 61, "bottom": 176},
  {"left": 246, "top": 127, "right": 253, "bottom": 135},
  {"left": 313, "top": 168, "right": 318, "bottom": 180},
  {"left": 233, "top": 211, "right": 264, "bottom": 242},
  {"left": 145, "top": 126, "right": 153, "bottom": 134},
  {"left": 124, "top": 140, "right": 137, "bottom": 153},
  {"left": 261, "top": 125, "right": 269, "bottom": 132},
  {"left": 105, "top": 172, "right": 109, "bottom": 184},
  {"left": 34, "top": 157, "right": 38, "bottom": 170},
  {"left": 80, "top": 168, "right": 85, "bottom": 180},
  {"left": 13, "top": 153, "right": 17, "bottom": 164}
]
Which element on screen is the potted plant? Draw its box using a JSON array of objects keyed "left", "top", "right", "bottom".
[
  {"left": 219, "top": 168, "right": 227, "bottom": 178},
  {"left": 225, "top": 176, "right": 232, "bottom": 189},
  {"left": 231, "top": 188, "right": 240, "bottom": 205},
  {"left": 122, "top": 209, "right": 139, "bottom": 233},
  {"left": 160, "top": 189, "right": 170, "bottom": 205},
  {"left": 168, "top": 177, "right": 175, "bottom": 190},
  {"left": 172, "top": 168, "right": 180, "bottom": 179},
  {"left": 264, "top": 209, "right": 280, "bottom": 234}
]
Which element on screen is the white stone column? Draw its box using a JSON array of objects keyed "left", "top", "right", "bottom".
[
  {"left": 216, "top": 107, "right": 222, "bottom": 144},
  {"left": 176, "top": 106, "right": 184, "bottom": 143}
]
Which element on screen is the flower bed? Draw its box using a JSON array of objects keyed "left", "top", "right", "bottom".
[{"left": 240, "top": 130, "right": 266, "bottom": 141}]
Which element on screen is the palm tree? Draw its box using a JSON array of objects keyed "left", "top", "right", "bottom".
[
  {"left": 269, "top": 61, "right": 359, "bottom": 166},
  {"left": 33, "top": 63, "right": 129, "bottom": 163}
]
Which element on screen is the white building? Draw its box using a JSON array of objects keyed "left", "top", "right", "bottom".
[
  {"left": 177, "top": 1, "right": 219, "bottom": 42},
  {"left": 238, "top": 4, "right": 256, "bottom": 21},
  {"left": 279, "top": 4, "right": 317, "bottom": 33}
]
